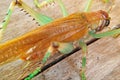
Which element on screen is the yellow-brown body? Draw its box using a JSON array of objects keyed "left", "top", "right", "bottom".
[{"left": 0, "top": 10, "right": 109, "bottom": 64}]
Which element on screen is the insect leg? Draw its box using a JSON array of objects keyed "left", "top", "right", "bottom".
[
  {"left": 34, "top": 0, "right": 68, "bottom": 17},
  {"left": 0, "top": 0, "right": 53, "bottom": 29},
  {"left": 0, "top": 1, "right": 16, "bottom": 40},
  {"left": 48, "top": 41, "right": 87, "bottom": 79},
  {"left": 16, "top": 0, "right": 53, "bottom": 25},
  {"left": 84, "top": 0, "right": 111, "bottom": 12},
  {"left": 84, "top": 0, "right": 93, "bottom": 12},
  {"left": 24, "top": 41, "right": 74, "bottom": 80},
  {"left": 111, "top": 24, "right": 120, "bottom": 37},
  {"left": 102, "top": 0, "right": 110, "bottom": 3},
  {"left": 56, "top": 0, "right": 68, "bottom": 17},
  {"left": 0, "top": 0, "right": 53, "bottom": 40},
  {"left": 89, "top": 28, "right": 120, "bottom": 38},
  {"left": 55, "top": 42, "right": 74, "bottom": 54},
  {"left": 33, "top": 0, "right": 55, "bottom": 8},
  {"left": 24, "top": 42, "right": 58, "bottom": 80},
  {"left": 79, "top": 40, "right": 87, "bottom": 80}
]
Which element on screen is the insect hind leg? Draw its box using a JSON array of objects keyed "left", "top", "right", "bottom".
[
  {"left": 0, "top": 1, "right": 16, "bottom": 40},
  {"left": 15, "top": 0, "right": 53, "bottom": 25},
  {"left": 0, "top": 0, "right": 53, "bottom": 41},
  {"left": 24, "top": 42, "right": 59, "bottom": 80},
  {"left": 24, "top": 41, "right": 75, "bottom": 80}
]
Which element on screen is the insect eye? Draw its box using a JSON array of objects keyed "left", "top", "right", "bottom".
[{"left": 105, "top": 19, "right": 110, "bottom": 26}]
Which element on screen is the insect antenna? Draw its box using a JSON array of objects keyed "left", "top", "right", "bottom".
[{"left": 107, "top": 0, "right": 115, "bottom": 13}]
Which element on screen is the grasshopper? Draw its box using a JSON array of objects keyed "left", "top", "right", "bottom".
[{"left": 0, "top": 0, "right": 120, "bottom": 80}]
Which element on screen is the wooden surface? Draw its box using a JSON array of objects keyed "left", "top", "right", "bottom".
[
  {"left": 0, "top": 0, "right": 120, "bottom": 80},
  {"left": 34, "top": 37, "right": 120, "bottom": 80}
]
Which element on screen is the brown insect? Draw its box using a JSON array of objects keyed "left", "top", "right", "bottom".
[{"left": 0, "top": 10, "right": 110, "bottom": 64}]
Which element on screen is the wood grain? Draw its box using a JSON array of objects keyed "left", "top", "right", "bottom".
[
  {"left": 0, "top": 0, "right": 120, "bottom": 80},
  {"left": 33, "top": 37, "right": 120, "bottom": 80}
]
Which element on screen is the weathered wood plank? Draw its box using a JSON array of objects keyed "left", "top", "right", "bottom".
[
  {"left": 0, "top": 0, "right": 120, "bottom": 80},
  {"left": 33, "top": 37, "right": 120, "bottom": 80}
]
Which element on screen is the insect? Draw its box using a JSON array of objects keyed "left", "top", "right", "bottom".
[{"left": 0, "top": 0, "right": 120, "bottom": 80}]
